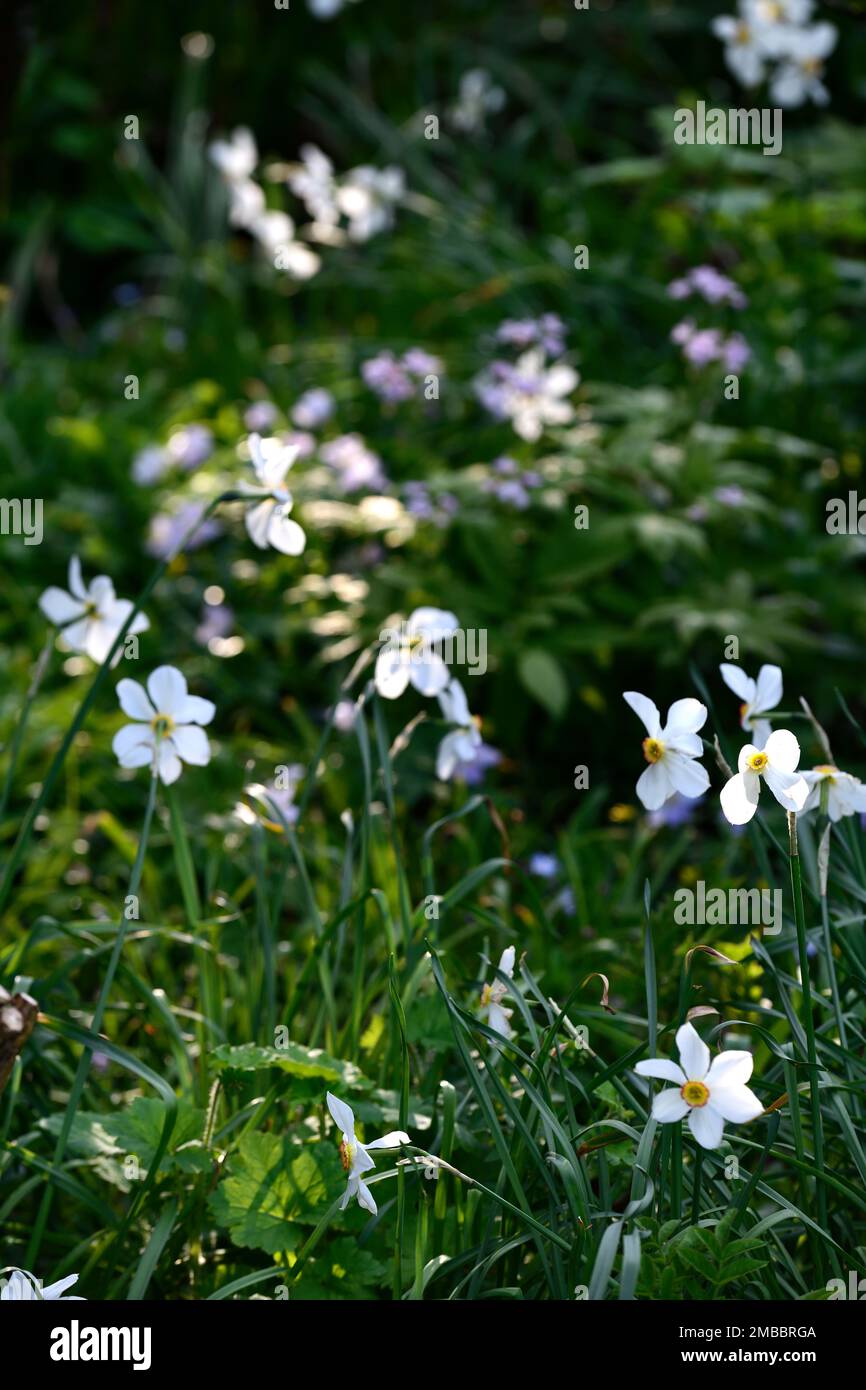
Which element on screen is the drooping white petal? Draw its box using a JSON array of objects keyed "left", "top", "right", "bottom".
[
  {"left": 751, "top": 719, "right": 772, "bottom": 750},
  {"left": 707, "top": 1082, "right": 764, "bottom": 1124},
  {"left": 688, "top": 1104, "right": 725, "bottom": 1149},
  {"left": 116, "top": 678, "right": 154, "bottom": 721},
  {"left": 764, "top": 766, "right": 808, "bottom": 812},
  {"left": 326, "top": 1091, "right": 356, "bottom": 1143},
  {"left": 676, "top": 1022, "right": 710, "bottom": 1081},
  {"left": 487, "top": 1000, "right": 513, "bottom": 1039},
  {"left": 84, "top": 619, "right": 122, "bottom": 665},
  {"left": 436, "top": 729, "right": 465, "bottom": 781},
  {"left": 374, "top": 646, "right": 411, "bottom": 700},
  {"left": 623, "top": 690, "right": 661, "bottom": 738},
  {"left": 363, "top": 1131, "right": 411, "bottom": 1151},
  {"left": 339, "top": 1174, "right": 358, "bottom": 1210},
  {"left": 634, "top": 1057, "right": 687, "bottom": 1086},
  {"left": 155, "top": 745, "right": 182, "bottom": 785},
  {"left": 652, "top": 1088, "right": 690, "bottom": 1123},
  {"left": 719, "top": 663, "right": 755, "bottom": 704},
  {"left": 753, "top": 664, "right": 782, "bottom": 714},
  {"left": 439, "top": 679, "right": 471, "bottom": 727},
  {"left": 636, "top": 760, "right": 672, "bottom": 811},
  {"left": 764, "top": 728, "right": 800, "bottom": 774},
  {"left": 721, "top": 771, "right": 760, "bottom": 825},
  {"left": 245, "top": 498, "right": 275, "bottom": 549},
  {"left": 147, "top": 665, "right": 189, "bottom": 718},
  {"left": 170, "top": 725, "right": 211, "bottom": 766},
  {"left": 663, "top": 698, "right": 707, "bottom": 737},
  {"left": 266, "top": 509, "right": 306, "bottom": 556},
  {"left": 409, "top": 650, "right": 451, "bottom": 698},
  {"left": 67, "top": 555, "right": 87, "bottom": 599},
  {"left": 39, "top": 587, "right": 85, "bottom": 626},
  {"left": 356, "top": 1178, "right": 378, "bottom": 1214},
  {"left": 665, "top": 751, "right": 710, "bottom": 800}
]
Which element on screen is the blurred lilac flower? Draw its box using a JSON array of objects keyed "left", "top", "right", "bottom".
[
  {"left": 292, "top": 388, "right": 335, "bottom": 430},
  {"left": 722, "top": 333, "right": 752, "bottom": 372},
  {"left": 166, "top": 425, "right": 214, "bottom": 470},
  {"left": 132, "top": 445, "right": 169, "bottom": 486},
  {"left": 320, "top": 433, "right": 386, "bottom": 493},
  {"left": 493, "top": 479, "right": 531, "bottom": 509},
  {"left": 529, "top": 852, "right": 560, "bottom": 879},
  {"left": 195, "top": 603, "right": 235, "bottom": 646},
  {"left": 714, "top": 485, "right": 747, "bottom": 508},
  {"left": 496, "top": 314, "right": 566, "bottom": 357},
  {"left": 554, "top": 886, "right": 577, "bottom": 917},
  {"left": 362, "top": 351, "right": 415, "bottom": 402},
  {"left": 683, "top": 329, "right": 724, "bottom": 367},
  {"left": 282, "top": 429, "right": 316, "bottom": 459},
  {"left": 146, "top": 502, "right": 223, "bottom": 560},
  {"left": 403, "top": 347, "right": 442, "bottom": 377},
  {"left": 332, "top": 698, "right": 358, "bottom": 732},
  {"left": 244, "top": 401, "right": 278, "bottom": 432},
  {"left": 667, "top": 265, "right": 747, "bottom": 309},
  {"left": 451, "top": 739, "right": 501, "bottom": 786},
  {"left": 647, "top": 792, "right": 701, "bottom": 829}
]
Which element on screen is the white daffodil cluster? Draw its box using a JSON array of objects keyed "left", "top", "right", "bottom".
[
  {"left": 712, "top": 1, "right": 837, "bottom": 107},
  {"left": 208, "top": 128, "right": 321, "bottom": 279},
  {"left": 288, "top": 144, "right": 405, "bottom": 246}
]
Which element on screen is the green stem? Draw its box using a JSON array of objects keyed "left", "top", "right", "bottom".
[
  {"left": 0, "top": 632, "right": 53, "bottom": 824},
  {"left": 26, "top": 771, "right": 159, "bottom": 1268}
]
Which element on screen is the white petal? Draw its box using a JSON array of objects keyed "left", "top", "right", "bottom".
[
  {"left": 706, "top": 1050, "right": 753, "bottom": 1089},
  {"left": 156, "top": 743, "right": 183, "bottom": 785},
  {"left": 407, "top": 607, "right": 459, "bottom": 641},
  {"left": 652, "top": 1088, "right": 690, "bottom": 1123},
  {"left": 676, "top": 1022, "right": 710, "bottom": 1081},
  {"left": 498, "top": 945, "right": 515, "bottom": 978},
  {"left": 623, "top": 690, "right": 661, "bottom": 737},
  {"left": 764, "top": 767, "right": 808, "bottom": 811},
  {"left": 339, "top": 1175, "right": 357, "bottom": 1210},
  {"left": 719, "top": 663, "right": 754, "bottom": 704},
  {"left": 61, "top": 618, "right": 92, "bottom": 654},
  {"left": 175, "top": 694, "right": 216, "bottom": 726},
  {"left": 356, "top": 1178, "right": 378, "bottom": 1214},
  {"left": 751, "top": 719, "right": 772, "bottom": 750},
  {"left": 634, "top": 1058, "right": 687, "bottom": 1086},
  {"left": 663, "top": 698, "right": 707, "bottom": 737},
  {"left": 147, "top": 666, "right": 189, "bottom": 718},
  {"left": 664, "top": 731, "right": 704, "bottom": 757},
  {"left": 363, "top": 1131, "right": 410, "bottom": 1151},
  {"left": 438, "top": 678, "right": 471, "bottom": 727},
  {"left": 42, "top": 1274, "right": 81, "bottom": 1300},
  {"left": 116, "top": 678, "right": 154, "bottom": 721},
  {"left": 84, "top": 619, "right": 122, "bottom": 665},
  {"left": 764, "top": 728, "right": 800, "bottom": 774},
  {"left": 374, "top": 647, "right": 410, "bottom": 700},
  {"left": 487, "top": 1001, "right": 513, "bottom": 1039},
  {"left": 68, "top": 555, "right": 87, "bottom": 599},
  {"left": 753, "top": 664, "right": 782, "bottom": 713},
  {"left": 170, "top": 725, "right": 211, "bottom": 766},
  {"left": 636, "top": 760, "right": 672, "bottom": 811},
  {"left": 113, "top": 724, "right": 155, "bottom": 767},
  {"left": 266, "top": 510, "right": 306, "bottom": 556},
  {"left": 436, "top": 730, "right": 463, "bottom": 781},
  {"left": 326, "top": 1091, "right": 355, "bottom": 1143},
  {"left": 721, "top": 771, "right": 760, "bottom": 825},
  {"left": 39, "top": 587, "right": 85, "bottom": 626},
  {"left": 665, "top": 751, "right": 709, "bottom": 799},
  {"left": 688, "top": 1105, "right": 725, "bottom": 1149},
  {"left": 245, "top": 499, "right": 276, "bottom": 549},
  {"left": 708, "top": 1082, "right": 764, "bottom": 1124},
  {"left": 409, "top": 651, "right": 451, "bottom": 697}
]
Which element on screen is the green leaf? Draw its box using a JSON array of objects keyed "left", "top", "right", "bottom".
[
  {"left": 208, "top": 1134, "right": 339, "bottom": 1254},
  {"left": 210, "top": 1042, "right": 366, "bottom": 1088},
  {"left": 517, "top": 649, "right": 569, "bottom": 719}
]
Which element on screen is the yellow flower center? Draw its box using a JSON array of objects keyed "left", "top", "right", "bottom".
[
  {"left": 642, "top": 737, "right": 665, "bottom": 764},
  {"left": 681, "top": 1080, "right": 710, "bottom": 1108},
  {"left": 339, "top": 1139, "right": 355, "bottom": 1172},
  {"left": 480, "top": 983, "right": 493, "bottom": 1008},
  {"left": 814, "top": 764, "right": 838, "bottom": 782},
  {"left": 746, "top": 751, "right": 768, "bottom": 773},
  {"left": 150, "top": 714, "right": 175, "bottom": 738},
  {"left": 735, "top": 21, "right": 751, "bottom": 44}
]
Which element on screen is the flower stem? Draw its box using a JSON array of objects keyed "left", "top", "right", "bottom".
[
  {"left": 0, "top": 632, "right": 53, "bottom": 825},
  {"left": 25, "top": 771, "right": 159, "bottom": 1268}
]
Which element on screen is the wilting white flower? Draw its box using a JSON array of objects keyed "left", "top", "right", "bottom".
[
  {"left": 450, "top": 68, "right": 506, "bottom": 133},
  {"left": 801, "top": 765, "right": 866, "bottom": 822},
  {"left": 209, "top": 127, "right": 258, "bottom": 183},
  {"left": 720, "top": 728, "right": 808, "bottom": 825},
  {"left": 635, "top": 1021, "right": 764, "bottom": 1150},
  {"left": 326, "top": 1092, "right": 409, "bottom": 1215},
  {"left": 0, "top": 1269, "right": 84, "bottom": 1301},
  {"left": 769, "top": 22, "right": 837, "bottom": 106},
  {"left": 502, "top": 350, "right": 578, "bottom": 442},
  {"left": 623, "top": 692, "right": 710, "bottom": 811},
  {"left": 711, "top": 13, "right": 769, "bottom": 86},
  {"left": 719, "top": 662, "right": 782, "bottom": 749},
  {"left": 113, "top": 665, "right": 215, "bottom": 786},
  {"left": 480, "top": 946, "right": 515, "bottom": 1040},
  {"left": 236, "top": 767, "right": 305, "bottom": 831},
  {"left": 337, "top": 165, "right": 405, "bottom": 242},
  {"left": 39, "top": 556, "right": 149, "bottom": 665},
  {"left": 242, "top": 434, "right": 306, "bottom": 555},
  {"left": 436, "top": 679, "right": 481, "bottom": 781},
  {"left": 374, "top": 607, "right": 458, "bottom": 700}
]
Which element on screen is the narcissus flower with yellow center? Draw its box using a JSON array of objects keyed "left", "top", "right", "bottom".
[
  {"left": 623, "top": 691, "right": 710, "bottom": 812},
  {"left": 635, "top": 1022, "right": 764, "bottom": 1150},
  {"left": 242, "top": 434, "right": 306, "bottom": 556},
  {"left": 326, "top": 1093, "right": 409, "bottom": 1216},
  {"left": 719, "top": 662, "right": 782, "bottom": 749},
  {"left": 479, "top": 945, "right": 516, "bottom": 1040},
  {"left": 113, "top": 666, "right": 215, "bottom": 786},
  {"left": 720, "top": 729, "right": 808, "bottom": 825},
  {"left": 39, "top": 555, "right": 149, "bottom": 666},
  {"left": 801, "top": 764, "right": 866, "bottom": 822}
]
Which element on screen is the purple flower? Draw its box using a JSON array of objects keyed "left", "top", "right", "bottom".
[
  {"left": 362, "top": 351, "right": 414, "bottom": 403},
  {"left": 146, "top": 502, "right": 223, "bottom": 560},
  {"left": 195, "top": 602, "right": 234, "bottom": 646},
  {"left": 496, "top": 314, "right": 566, "bottom": 357},
  {"left": 529, "top": 852, "right": 560, "bottom": 879},
  {"left": 714, "top": 485, "right": 747, "bottom": 508},
  {"left": 292, "top": 388, "right": 335, "bottom": 430},
  {"left": 132, "top": 445, "right": 169, "bottom": 485},
  {"left": 722, "top": 333, "right": 751, "bottom": 372},
  {"left": 669, "top": 265, "right": 747, "bottom": 309},
  {"left": 402, "top": 347, "right": 442, "bottom": 377},
  {"left": 494, "top": 479, "right": 531, "bottom": 509},
  {"left": 671, "top": 318, "right": 696, "bottom": 346},
  {"left": 493, "top": 455, "right": 520, "bottom": 476},
  {"left": 166, "top": 424, "right": 213, "bottom": 470},
  {"left": 244, "top": 401, "right": 278, "bottom": 432},
  {"left": 282, "top": 429, "right": 316, "bottom": 458},
  {"left": 320, "top": 433, "right": 386, "bottom": 493},
  {"left": 647, "top": 793, "right": 701, "bottom": 829},
  {"left": 451, "top": 739, "right": 501, "bottom": 786},
  {"left": 683, "top": 329, "right": 723, "bottom": 367}
]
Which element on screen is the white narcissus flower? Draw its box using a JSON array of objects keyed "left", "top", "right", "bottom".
[
  {"left": 436, "top": 679, "right": 481, "bottom": 781},
  {"left": 801, "top": 765, "right": 866, "bottom": 822},
  {"left": 710, "top": 14, "right": 769, "bottom": 87},
  {"left": 719, "top": 661, "right": 782, "bottom": 750},
  {"left": 480, "top": 946, "right": 515, "bottom": 1040},
  {"left": 39, "top": 556, "right": 149, "bottom": 665},
  {"left": 251, "top": 211, "right": 321, "bottom": 279},
  {"left": 720, "top": 729, "right": 808, "bottom": 825},
  {"left": 208, "top": 127, "right": 258, "bottom": 183},
  {"left": 0, "top": 1268, "right": 84, "bottom": 1300},
  {"left": 623, "top": 692, "right": 710, "bottom": 812},
  {"left": 504, "top": 349, "right": 578, "bottom": 442},
  {"left": 113, "top": 666, "right": 215, "bottom": 786},
  {"left": 243, "top": 434, "right": 306, "bottom": 556},
  {"left": 337, "top": 165, "right": 405, "bottom": 243},
  {"left": 635, "top": 1022, "right": 764, "bottom": 1150},
  {"left": 326, "top": 1092, "right": 409, "bottom": 1215},
  {"left": 374, "top": 607, "right": 459, "bottom": 700},
  {"left": 769, "top": 22, "right": 837, "bottom": 107}
]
